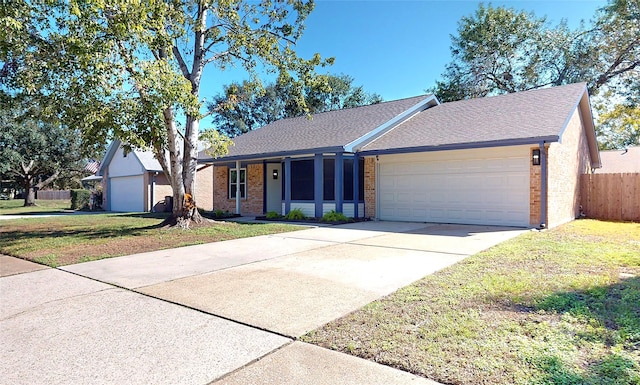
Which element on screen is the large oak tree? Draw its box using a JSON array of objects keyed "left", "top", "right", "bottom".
[
  {"left": 431, "top": 0, "right": 639, "bottom": 149},
  {"left": 1, "top": 0, "right": 331, "bottom": 227},
  {"left": 0, "top": 100, "right": 87, "bottom": 206},
  {"left": 211, "top": 73, "right": 383, "bottom": 137}
]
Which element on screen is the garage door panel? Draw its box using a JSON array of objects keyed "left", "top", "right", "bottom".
[
  {"left": 378, "top": 151, "right": 529, "bottom": 227},
  {"left": 413, "top": 193, "right": 427, "bottom": 204},
  {"left": 110, "top": 176, "right": 144, "bottom": 212},
  {"left": 396, "top": 192, "right": 411, "bottom": 203}
]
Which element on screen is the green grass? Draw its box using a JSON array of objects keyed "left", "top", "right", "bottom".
[
  {"left": 0, "top": 212, "right": 302, "bottom": 267},
  {"left": 0, "top": 199, "right": 71, "bottom": 214},
  {"left": 302, "top": 220, "right": 640, "bottom": 385}
]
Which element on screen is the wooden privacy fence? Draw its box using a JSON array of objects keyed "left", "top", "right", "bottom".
[
  {"left": 37, "top": 190, "right": 71, "bottom": 200},
  {"left": 580, "top": 173, "right": 640, "bottom": 221}
]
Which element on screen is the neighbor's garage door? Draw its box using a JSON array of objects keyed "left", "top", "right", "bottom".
[
  {"left": 378, "top": 147, "right": 530, "bottom": 227},
  {"left": 110, "top": 175, "right": 144, "bottom": 212}
]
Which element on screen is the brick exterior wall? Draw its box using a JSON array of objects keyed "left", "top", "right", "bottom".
[
  {"left": 147, "top": 167, "right": 214, "bottom": 212},
  {"left": 213, "top": 164, "right": 264, "bottom": 215},
  {"left": 153, "top": 173, "right": 173, "bottom": 212},
  {"left": 194, "top": 165, "right": 214, "bottom": 211},
  {"left": 364, "top": 156, "right": 376, "bottom": 219},
  {"left": 529, "top": 108, "right": 593, "bottom": 228},
  {"left": 546, "top": 108, "right": 593, "bottom": 228},
  {"left": 529, "top": 146, "right": 545, "bottom": 227}
]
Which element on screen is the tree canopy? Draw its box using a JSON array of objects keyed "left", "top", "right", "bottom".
[
  {"left": 0, "top": 100, "right": 88, "bottom": 206},
  {"left": 210, "top": 73, "right": 383, "bottom": 137},
  {"left": 2, "top": 0, "right": 332, "bottom": 226},
  {"left": 431, "top": 0, "right": 639, "bottom": 149}
]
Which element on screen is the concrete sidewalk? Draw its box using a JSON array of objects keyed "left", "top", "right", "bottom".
[{"left": 2, "top": 221, "right": 526, "bottom": 384}]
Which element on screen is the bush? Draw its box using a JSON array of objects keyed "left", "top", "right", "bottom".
[
  {"left": 265, "top": 211, "right": 282, "bottom": 219},
  {"left": 70, "top": 189, "right": 91, "bottom": 210},
  {"left": 284, "top": 208, "right": 306, "bottom": 220},
  {"left": 322, "top": 210, "right": 350, "bottom": 222}
]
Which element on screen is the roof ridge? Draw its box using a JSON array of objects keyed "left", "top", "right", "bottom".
[
  {"left": 439, "top": 82, "right": 587, "bottom": 107},
  {"left": 268, "top": 94, "right": 433, "bottom": 123}
]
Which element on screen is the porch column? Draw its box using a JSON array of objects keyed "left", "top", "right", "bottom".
[
  {"left": 335, "top": 152, "right": 343, "bottom": 213},
  {"left": 235, "top": 160, "right": 241, "bottom": 215},
  {"left": 284, "top": 157, "right": 291, "bottom": 214},
  {"left": 314, "top": 153, "right": 323, "bottom": 218},
  {"left": 353, "top": 155, "right": 359, "bottom": 219},
  {"left": 539, "top": 142, "right": 547, "bottom": 228}
]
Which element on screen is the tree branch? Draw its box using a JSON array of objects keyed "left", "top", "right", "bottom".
[
  {"left": 34, "top": 170, "right": 60, "bottom": 189},
  {"left": 596, "top": 39, "right": 640, "bottom": 88},
  {"left": 172, "top": 45, "right": 190, "bottom": 78}
]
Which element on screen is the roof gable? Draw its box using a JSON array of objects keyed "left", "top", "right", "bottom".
[
  {"left": 99, "top": 140, "right": 163, "bottom": 176},
  {"left": 199, "top": 83, "right": 601, "bottom": 168},
  {"left": 202, "top": 95, "right": 434, "bottom": 161}
]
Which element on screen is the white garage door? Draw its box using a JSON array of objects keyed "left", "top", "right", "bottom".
[
  {"left": 110, "top": 175, "right": 144, "bottom": 212},
  {"left": 378, "top": 148, "right": 530, "bottom": 227}
]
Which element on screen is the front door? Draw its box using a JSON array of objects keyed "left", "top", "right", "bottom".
[{"left": 266, "top": 163, "right": 282, "bottom": 214}]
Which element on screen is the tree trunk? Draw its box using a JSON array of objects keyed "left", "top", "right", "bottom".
[
  {"left": 159, "top": 106, "right": 204, "bottom": 228},
  {"left": 157, "top": 5, "right": 208, "bottom": 229},
  {"left": 24, "top": 187, "right": 36, "bottom": 206}
]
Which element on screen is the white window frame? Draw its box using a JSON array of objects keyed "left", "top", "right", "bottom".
[{"left": 229, "top": 168, "right": 247, "bottom": 199}]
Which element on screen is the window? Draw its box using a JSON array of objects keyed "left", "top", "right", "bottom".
[
  {"left": 229, "top": 168, "right": 246, "bottom": 199},
  {"left": 291, "top": 160, "right": 314, "bottom": 200},
  {"left": 282, "top": 157, "right": 364, "bottom": 202},
  {"left": 323, "top": 158, "right": 335, "bottom": 200},
  {"left": 343, "top": 158, "right": 365, "bottom": 201}
]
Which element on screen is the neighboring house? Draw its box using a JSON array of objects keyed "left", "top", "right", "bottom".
[
  {"left": 199, "top": 83, "right": 601, "bottom": 229},
  {"left": 99, "top": 140, "right": 213, "bottom": 212},
  {"left": 596, "top": 146, "right": 640, "bottom": 173}
]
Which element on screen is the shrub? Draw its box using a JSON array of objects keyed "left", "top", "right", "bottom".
[
  {"left": 322, "top": 210, "right": 350, "bottom": 222},
  {"left": 70, "top": 189, "right": 91, "bottom": 210},
  {"left": 214, "top": 209, "right": 224, "bottom": 218},
  {"left": 284, "top": 208, "right": 306, "bottom": 220},
  {"left": 265, "top": 211, "right": 282, "bottom": 219}
]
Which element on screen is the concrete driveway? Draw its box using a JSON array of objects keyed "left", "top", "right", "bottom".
[{"left": 2, "top": 221, "right": 526, "bottom": 384}]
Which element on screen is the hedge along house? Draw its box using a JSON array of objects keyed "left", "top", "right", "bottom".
[
  {"left": 99, "top": 140, "right": 214, "bottom": 212},
  {"left": 200, "top": 83, "right": 601, "bottom": 228}
]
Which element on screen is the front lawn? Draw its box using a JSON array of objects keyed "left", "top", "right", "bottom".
[
  {"left": 0, "top": 199, "right": 71, "bottom": 215},
  {"left": 303, "top": 220, "right": 640, "bottom": 385},
  {"left": 0, "top": 213, "right": 301, "bottom": 267}
]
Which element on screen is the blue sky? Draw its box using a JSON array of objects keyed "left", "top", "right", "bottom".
[{"left": 199, "top": 0, "right": 606, "bottom": 126}]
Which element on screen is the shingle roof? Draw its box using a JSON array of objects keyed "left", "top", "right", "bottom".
[
  {"left": 596, "top": 146, "right": 640, "bottom": 173},
  {"left": 199, "top": 83, "right": 596, "bottom": 164},
  {"left": 206, "top": 95, "right": 431, "bottom": 160},
  {"left": 361, "top": 83, "right": 588, "bottom": 152},
  {"left": 134, "top": 150, "right": 163, "bottom": 172}
]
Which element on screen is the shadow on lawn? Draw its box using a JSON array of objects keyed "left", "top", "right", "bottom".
[
  {"left": 0, "top": 216, "right": 169, "bottom": 250},
  {"left": 2, "top": 210, "right": 72, "bottom": 216},
  {"left": 111, "top": 212, "right": 171, "bottom": 220},
  {"left": 529, "top": 276, "right": 640, "bottom": 384}
]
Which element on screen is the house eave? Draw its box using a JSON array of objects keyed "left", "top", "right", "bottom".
[
  {"left": 199, "top": 146, "right": 347, "bottom": 164},
  {"left": 358, "top": 136, "right": 560, "bottom": 156},
  {"left": 97, "top": 140, "right": 121, "bottom": 176}
]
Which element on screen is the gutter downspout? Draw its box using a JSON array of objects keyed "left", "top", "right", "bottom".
[{"left": 540, "top": 141, "right": 547, "bottom": 229}]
